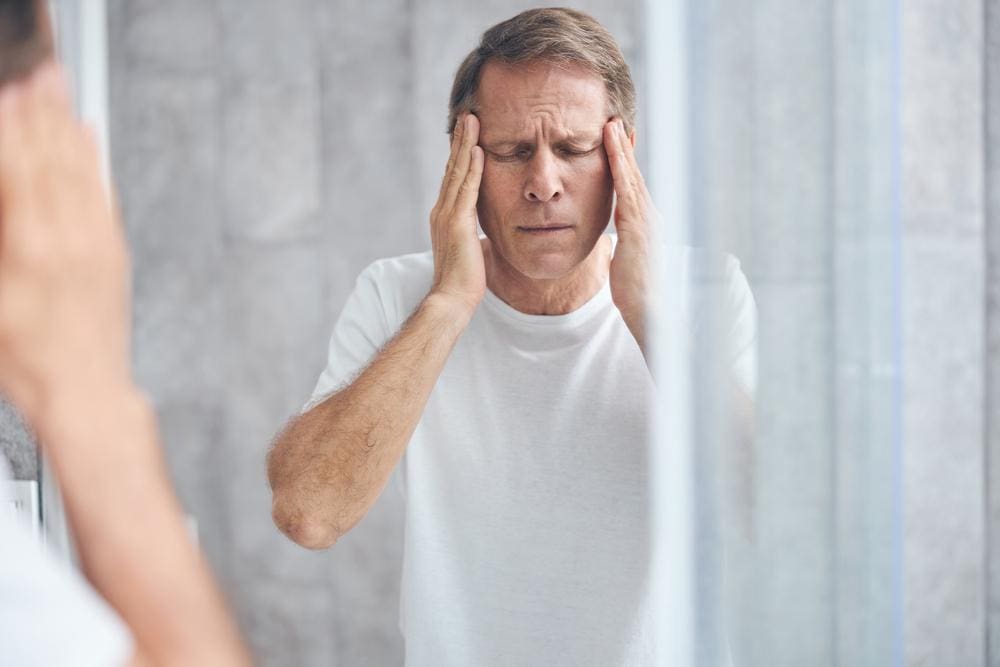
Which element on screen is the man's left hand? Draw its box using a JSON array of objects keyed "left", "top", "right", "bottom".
[{"left": 605, "top": 118, "right": 655, "bottom": 357}]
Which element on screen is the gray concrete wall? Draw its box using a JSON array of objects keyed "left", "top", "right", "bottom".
[
  {"left": 987, "top": 0, "right": 1000, "bottom": 663},
  {"left": 0, "top": 402, "right": 35, "bottom": 480},
  {"left": 903, "top": 1, "right": 987, "bottom": 665}
]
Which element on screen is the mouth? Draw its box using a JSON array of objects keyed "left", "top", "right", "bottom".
[{"left": 517, "top": 225, "right": 573, "bottom": 234}]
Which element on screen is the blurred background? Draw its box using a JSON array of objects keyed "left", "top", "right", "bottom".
[{"left": 0, "top": 0, "right": 996, "bottom": 665}]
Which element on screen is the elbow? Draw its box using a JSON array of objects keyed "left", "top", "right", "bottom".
[{"left": 271, "top": 494, "right": 341, "bottom": 551}]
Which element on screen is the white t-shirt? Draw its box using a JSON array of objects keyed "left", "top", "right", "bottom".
[
  {"left": 0, "top": 458, "right": 133, "bottom": 667},
  {"left": 308, "top": 237, "right": 757, "bottom": 666}
]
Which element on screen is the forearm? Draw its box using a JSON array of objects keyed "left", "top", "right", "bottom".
[
  {"left": 33, "top": 386, "right": 249, "bottom": 667},
  {"left": 269, "top": 292, "right": 472, "bottom": 549}
]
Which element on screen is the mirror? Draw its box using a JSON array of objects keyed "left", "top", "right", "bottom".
[{"left": 2, "top": 1, "right": 904, "bottom": 665}]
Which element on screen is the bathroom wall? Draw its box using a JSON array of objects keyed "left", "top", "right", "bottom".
[{"left": 904, "top": 0, "right": 988, "bottom": 664}]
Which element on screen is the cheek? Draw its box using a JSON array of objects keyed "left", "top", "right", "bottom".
[
  {"left": 567, "top": 156, "right": 613, "bottom": 201},
  {"left": 479, "top": 163, "right": 520, "bottom": 208}
]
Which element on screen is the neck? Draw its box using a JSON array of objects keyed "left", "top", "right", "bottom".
[{"left": 484, "top": 235, "right": 612, "bottom": 315}]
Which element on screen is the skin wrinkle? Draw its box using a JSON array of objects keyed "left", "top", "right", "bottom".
[{"left": 475, "top": 61, "right": 614, "bottom": 317}]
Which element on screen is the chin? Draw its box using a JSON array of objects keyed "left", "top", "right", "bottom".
[{"left": 509, "top": 248, "right": 585, "bottom": 281}]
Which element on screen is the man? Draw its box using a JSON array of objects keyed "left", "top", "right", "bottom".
[
  {"left": 268, "top": 7, "right": 756, "bottom": 665},
  {"left": 0, "top": 1, "right": 250, "bottom": 664}
]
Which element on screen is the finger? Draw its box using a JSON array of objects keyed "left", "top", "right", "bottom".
[
  {"left": 442, "top": 115, "right": 463, "bottom": 180},
  {"left": 442, "top": 113, "right": 479, "bottom": 211},
  {"left": 609, "top": 119, "right": 652, "bottom": 220},
  {"left": 605, "top": 120, "right": 637, "bottom": 207},
  {"left": 33, "top": 60, "right": 72, "bottom": 112},
  {"left": 618, "top": 120, "right": 654, "bottom": 209},
  {"left": 61, "top": 123, "right": 114, "bottom": 236},
  {"left": 30, "top": 100, "right": 99, "bottom": 240},
  {"left": 618, "top": 120, "right": 645, "bottom": 185},
  {"left": 19, "top": 62, "right": 75, "bottom": 161},
  {"left": 1, "top": 70, "right": 99, "bottom": 248},
  {"left": 453, "top": 145, "right": 483, "bottom": 217},
  {"left": 0, "top": 82, "right": 37, "bottom": 241},
  {"left": 437, "top": 114, "right": 466, "bottom": 201},
  {"left": 14, "top": 63, "right": 78, "bottom": 185}
]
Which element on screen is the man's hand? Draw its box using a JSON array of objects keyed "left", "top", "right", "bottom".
[
  {"left": 0, "top": 62, "right": 131, "bottom": 423},
  {"left": 605, "top": 118, "right": 655, "bottom": 357},
  {"left": 0, "top": 62, "right": 251, "bottom": 667},
  {"left": 429, "top": 113, "right": 486, "bottom": 316}
]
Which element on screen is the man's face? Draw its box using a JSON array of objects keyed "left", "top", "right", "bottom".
[{"left": 474, "top": 60, "right": 614, "bottom": 280}]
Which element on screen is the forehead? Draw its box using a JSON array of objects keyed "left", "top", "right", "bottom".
[{"left": 475, "top": 60, "right": 609, "bottom": 140}]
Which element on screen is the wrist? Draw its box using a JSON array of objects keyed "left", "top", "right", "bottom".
[
  {"left": 31, "top": 379, "right": 153, "bottom": 446},
  {"left": 423, "top": 289, "right": 479, "bottom": 327}
]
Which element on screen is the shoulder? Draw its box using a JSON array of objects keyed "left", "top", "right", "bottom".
[
  {"left": 659, "top": 244, "right": 743, "bottom": 282},
  {"left": 356, "top": 249, "right": 435, "bottom": 329},
  {"left": 361, "top": 249, "right": 435, "bottom": 286},
  {"left": 662, "top": 245, "right": 756, "bottom": 328}
]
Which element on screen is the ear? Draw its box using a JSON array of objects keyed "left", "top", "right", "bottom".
[{"left": 629, "top": 127, "right": 637, "bottom": 148}]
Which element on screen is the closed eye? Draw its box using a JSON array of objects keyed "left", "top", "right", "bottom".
[
  {"left": 558, "top": 145, "right": 600, "bottom": 158},
  {"left": 487, "top": 148, "right": 532, "bottom": 162},
  {"left": 486, "top": 145, "right": 601, "bottom": 162}
]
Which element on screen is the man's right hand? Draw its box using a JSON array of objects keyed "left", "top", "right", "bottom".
[
  {"left": 428, "top": 113, "right": 485, "bottom": 316},
  {"left": 0, "top": 61, "right": 132, "bottom": 426},
  {"left": 0, "top": 61, "right": 251, "bottom": 667}
]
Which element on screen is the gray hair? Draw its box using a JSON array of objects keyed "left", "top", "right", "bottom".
[{"left": 448, "top": 7, "right": 636, "bottom": 136}]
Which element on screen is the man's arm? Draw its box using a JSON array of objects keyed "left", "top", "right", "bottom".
[
  {"left": 604, "top": 118, "right": 758, "bottom": 539},
  {"left": 269, "top": 293, "right": 472, "bottom": 548},
  {"left": 0, "top": 63, "right": 250, "bottom": 666},
  {"left": 605, "top": 118, "right": 654, "bottom": 365},
  {"left": 268, "top": 113, "right": 486, "bottom": 550},
  {"left": 38, "top": 387, "right": 250, "bottom": 667}
]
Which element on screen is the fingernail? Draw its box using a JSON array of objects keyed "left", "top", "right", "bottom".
[{"left": 465, "top": 114, "right": 474, "bottom": 132}]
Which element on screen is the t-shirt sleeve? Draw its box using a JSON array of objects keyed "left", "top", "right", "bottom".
[
  {"left": 724, "top": 255, "right": 758, "bottom": 397},
  {"left": 0, "top": 464, "right": 133, "bottom": 666},
  {"left": 304, "top": 261, "right": 394, "bottom": 411}
]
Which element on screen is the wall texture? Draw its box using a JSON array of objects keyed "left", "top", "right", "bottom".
[
  {"left": 987, "top": 0, "right": 1000, "bottom": 663},
  {"left": 0, "top": 403, "right": 35, "bottom": 480},
  {"left": 904, "top": 1, "right": 987, "bottom": 665}
]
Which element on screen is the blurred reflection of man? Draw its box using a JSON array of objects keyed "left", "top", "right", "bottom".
[
  {"left": 0, "top": 1, "right": 249, "bottom": 664},
  {"left": 269, "top": 7, "right": 755, "bottom": 665}
]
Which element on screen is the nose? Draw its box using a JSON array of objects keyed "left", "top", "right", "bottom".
[{"left": 523, "top": 148, "right": 563, "bottom": 203}]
